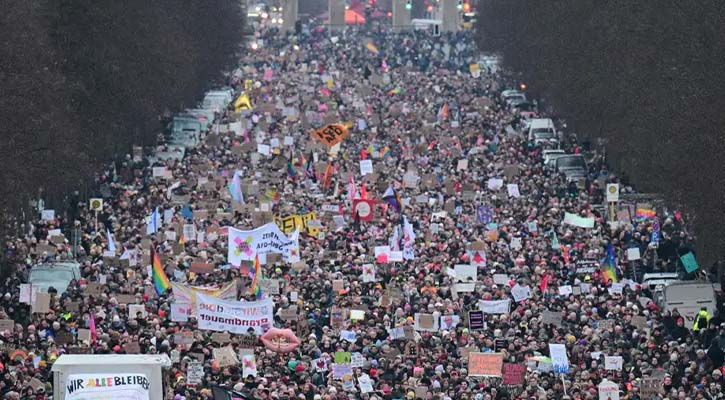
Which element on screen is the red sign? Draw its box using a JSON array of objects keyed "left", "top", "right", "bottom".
[
  {"left": 502, "top": 363, "right": 526, "bottom": 385},
  {"left": 352, "top": 199, "right": 375, "bottom": 222}
]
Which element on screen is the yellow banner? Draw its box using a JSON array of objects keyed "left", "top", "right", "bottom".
[{"left": 275, "top": 212, "right": 319, "bottom": 235}]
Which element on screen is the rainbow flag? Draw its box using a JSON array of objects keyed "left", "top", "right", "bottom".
[
  {"left": 600, "top": 243, "right": 617, "bottom": 284},
  {"left": 366, "top": 41, "right": 379, "bottom": 55},
  {"left": 636, "top": 208, "right": 656, "bottom": 221},
  {"left": 287, "top": 159, "right": 297, "bottom": 179},
  {"left": 381, "top": 146, "right": 391, "bottom": 158},
  {"left": 179, "top": 233, "right": 185, "bottom": 247},
  {"left": 263, "top": 189, "right": 281, "bottom": 203},
  {"left": 151, "top": 246, "right": 171, "bottom": 295},
  {"left": 383, "top": 186, "right": 402, "bottom": 213},
  {"left": 249, "top": 255, "right": 262, "bottom": 299}
]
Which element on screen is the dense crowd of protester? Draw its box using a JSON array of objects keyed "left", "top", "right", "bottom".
[{"left": 1, "top": 23, "right": 723, "bottom": 400}]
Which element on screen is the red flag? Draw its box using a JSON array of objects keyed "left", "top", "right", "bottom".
[
  {"left": 360, "top": 183, "right": 368, "bottom": 199},
  {"left": 539, "top": 274, "right": 550, "bottom": 293},
  {"left": 322, "top": 162, "right": 333, "bottom": 188},
  {"left": 361, "top": 148, "right": 368, "bottom": 160}
]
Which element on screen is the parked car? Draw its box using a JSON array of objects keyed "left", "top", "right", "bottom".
[
  {"left": 641, "top": 272, "right": 680, "bottom": 291},
  {"left": 201, "top": 89, "right": 234, "bottom": 112},
  {"left": 527, "top": 118, "right": 559, "bottom": 147},
  {"left": 501, "top": 90, "right": 526, "bottom": 108},
  {"left": 542, "top": 149, "right": 566, "bottom": 167},
  {"left": 555, "top": 154, "right": 588, "bottom": 182},
  {"left": 28, "top": 261, "right": 82, "bottom": 294}
]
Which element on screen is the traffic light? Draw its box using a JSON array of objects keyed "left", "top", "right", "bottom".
[
  {"left": 406, "top": 0, "right": 412, "bottom": 10},
  {"left": 457, "top": 0, "right": 463, "bottom": 10},
  {"left": 463, "top": 1, "right": 471, "bottom": 12}
]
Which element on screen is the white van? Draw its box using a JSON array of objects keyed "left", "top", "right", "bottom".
[
  {"left": 657, "top": 281, "right": 717, "bottom": 328},
  {"left": 641, "top": 273, "right": 680, "bottom": 290},
  {"left": 52, "top": 354, "right": 171, "bottom": 400},
  {"left": 527, "top": 118, "right": 558, "bottom": 146}
]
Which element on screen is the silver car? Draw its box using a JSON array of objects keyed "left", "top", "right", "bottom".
[{"left": 555, "top": 154, "right": 588, "bottom": 182}]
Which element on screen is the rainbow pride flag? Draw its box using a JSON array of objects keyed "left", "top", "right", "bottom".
[
  {"left": 287, "top": 159, "right": 297, "bottom": 179},
  {"left": 249, "top": 255, "right": 262, "bottom": 299},
  {"left": 635, "top": 208, "right": 656, "bottom": 221},
  {"left": 366, "top": 41, "right": 379, "bottom": 55},
  {"left": 600, "top": 243, "right": 617, "bottom": 284},
  {"left": 151, "top": 246, "right": 171, "bottom": 295}
]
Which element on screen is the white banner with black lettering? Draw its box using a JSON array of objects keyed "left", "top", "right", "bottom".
[
  {"left": 66, "top": 374, "right": 150, "bottom": 400},
  {"left": 196, "top": 293, "right": 273, "bottom": 335}
]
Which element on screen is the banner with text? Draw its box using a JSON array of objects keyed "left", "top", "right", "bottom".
[
  {"left": 66, "top": 374, "right": 150, "bottom": 400},
  {"left": 196, "top": 293, "right": 273, "bottom": 335}
]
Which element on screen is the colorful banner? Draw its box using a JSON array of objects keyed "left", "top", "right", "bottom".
[
  {"left": 635, "top": 208, "right": 656, "bottom": 221},
  {"left": 66, "top": 374, "right": 150, "bottom": 400},
  {"left": 274, "top": 212, "right": 317, "bottom": 234},
  {"left": 468, "top": 352, "right": 504, "bottom": 377},
  {"left": 196, "top": 293, "right": 273, "bottom": 335},
  {"left": 228, "top": 223, "right": 295, "bottom": 265},
  {"left": 309, "top": 123, "right": 349, "bottom": 147},
  {"left": 170, "top": 280, "right": 238, "bottom": 317}
]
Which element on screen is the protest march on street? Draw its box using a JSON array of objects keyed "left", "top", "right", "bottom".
[{"left": 3, "top": 14, "right": 725, "bottom": 400}]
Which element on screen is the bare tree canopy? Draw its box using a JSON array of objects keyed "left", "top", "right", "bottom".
[
  {"left": 0, "top": 0, "right": 244, "bottom": 222},
  {"left": 476, "top": 0, "right": 725, "bottom": 264}
]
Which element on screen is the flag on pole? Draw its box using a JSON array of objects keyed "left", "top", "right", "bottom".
[
  {"left": 106, "top": 229, "right": 117, "bottom": 253},
  {"left": 382, "top": 186, "right": 401, "bottom": 213},
  {"left": 89, "top": 311, "right": 97, "bottom": 344},
  {"left": 250, "top": 254, "right": 262, "bottom": 299},
  {"left": 179, "top": 232, "right": 186, "bottom": 249},
  {"left": 181, "top": 203, "right": 193, "bottom": 220},
  {"left": 322, "top": 162, "right": 333, "bottom": 189},
  {"left": 229, "top": 170, "right": 244, "bottom": 204},
  {"left": 348, "top": 175, "right": 358, "bottom": 201},
  {"left": 151, "top": 245, "right": 171, "bottom": 295},
  {"left": 402, "top": 215, "right": 415, "bottom": 260},
  {"left": 305, "top": 151, "right": 317, "bottom": 183},
  {"left": 600, "top": 243, "right": 617, "bottom": 284},
  {"left": 287, "top": 159, "right": 298, "bottom": 180},
  {"left": 366, "top": 41, "right": 379, "bottom": 55},
  {"left": 145, "top": 207, "right": 161, "bottom": 235}
]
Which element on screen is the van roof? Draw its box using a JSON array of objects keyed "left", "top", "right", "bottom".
[
  {"left": 529, "top": 119, "right": 554, "bottom": 129},
  {"left": 52, "top": 355, "right": 171, "bottom": 371}
]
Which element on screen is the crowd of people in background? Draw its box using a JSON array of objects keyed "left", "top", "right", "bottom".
[{"left": 1, "top": 22, "right": 724, "bottom": 400}]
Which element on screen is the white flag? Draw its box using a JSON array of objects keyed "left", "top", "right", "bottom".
[
  {"left": 145, "top": 207, "right": 161, "bottom": 235},
  {"left": 402, "top": 216, "right": 415, "bottom": 260},
  {"left": 106, "top": 229, "right": 117, "bottom": 253}
]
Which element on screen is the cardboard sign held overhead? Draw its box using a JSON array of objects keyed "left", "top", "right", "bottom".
[
  {"left": 309, "top": 123, "right": 349, "bottom": 147},
  {"left": 33, "top": 293, "right": 51, "bottom": 314}
]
